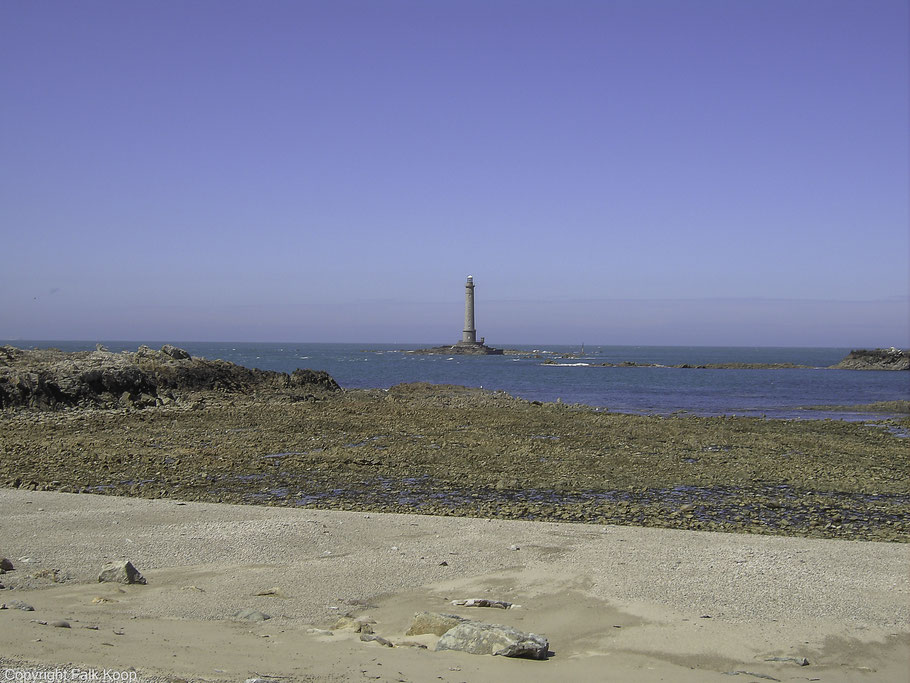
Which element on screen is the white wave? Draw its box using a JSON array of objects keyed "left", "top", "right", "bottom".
[{"left": 542, "top": 362, "right": 590, "bottom": 367}]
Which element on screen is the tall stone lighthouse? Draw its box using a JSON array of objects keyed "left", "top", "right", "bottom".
[
  {"left": 451, "top": 275, "right": 502, "bottom": 354},
  {"left": 463, "top": 275, "right": 476, "bottom": 343}
]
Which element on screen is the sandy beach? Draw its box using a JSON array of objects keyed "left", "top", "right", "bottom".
[{"left": 1, "top": 488, "right": 907, "bottom": 682}]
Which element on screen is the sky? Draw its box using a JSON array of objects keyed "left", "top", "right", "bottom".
[{"left": 1, "top": 0, "right": 908, "bottom": 347}]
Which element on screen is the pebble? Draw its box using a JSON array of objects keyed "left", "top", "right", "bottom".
[
  {"left": 50, "top": 620, "right": 71, "bottom": 628},
  {"left": 8, "top": 600, "right": 35, "bottom": 611},
  {"left": 233, "top": 608, "right": 270, "bottom": 622},
  {"left": 360, "top": 633, "right": 393, "bottom": 647},
  {"left": 451, "top": 598, "right": 512, "bottom": 609}
]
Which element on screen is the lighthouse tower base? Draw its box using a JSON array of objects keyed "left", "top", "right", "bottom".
[{"left": 410, "top": 341, "right": 504, "bottom": 355}]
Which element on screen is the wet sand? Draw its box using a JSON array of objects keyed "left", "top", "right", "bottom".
[{"left": 1, "top": 489, "right": 907, "bottom": 682}]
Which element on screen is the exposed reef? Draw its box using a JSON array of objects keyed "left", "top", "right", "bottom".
[
  {"left": 1, "top": 380, "right": 907, "bottom": 542},
  {"left": 1, "top": 346, "right": 908, "bottom": 543}
]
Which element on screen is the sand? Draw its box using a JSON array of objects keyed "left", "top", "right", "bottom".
[{"left": 0, "top": 489, "right": 907, "bottom": 682}]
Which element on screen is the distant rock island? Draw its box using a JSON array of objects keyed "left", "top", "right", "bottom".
[
  {"left": 830, "top": 348, "right": 909, "bottom": 371},
  {"left": 408, "top": 342, "right": 504, "bottom": 356}
]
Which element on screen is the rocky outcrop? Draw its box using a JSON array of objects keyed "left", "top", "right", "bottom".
[
  {"left": 831, "top": 348, "right": 909, "bottom": 371},
  {"left": 408, "top": 341, "right": 504, "bottom": 356},
  {"left": 0, "top": 345, "right": 341, "bottom": 409}
]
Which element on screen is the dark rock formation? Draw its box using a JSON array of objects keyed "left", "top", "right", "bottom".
[
  {"left": 831, "top": 348, "right": 909, "bottom": 371},
  {"left": 0, "top": 345, "right": 341, "bottom": 409},
  {"left": 408, "top": 341, "right": 504, "bottom": 355}
]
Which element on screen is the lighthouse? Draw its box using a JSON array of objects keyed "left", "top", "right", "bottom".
[{"left": 463, "top": 275, "right": 476, "bottom": 343}]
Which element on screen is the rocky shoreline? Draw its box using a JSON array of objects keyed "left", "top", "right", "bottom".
[
  {"left": 0, "top": 344, "right": 339, "bottom": 409},
  {"left": 1, "top": 346, "right": 907, "bottom": 543},
  {"left": 830, "top": 347, "right": 909, "bottom": 370}
]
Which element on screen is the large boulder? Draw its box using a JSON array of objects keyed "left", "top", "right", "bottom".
[
  {"left": 98, "top": 560, "right": 146, "bottom": 585},
  {"left": 435, "top": 621, "right": 549, "bottom": 659}
]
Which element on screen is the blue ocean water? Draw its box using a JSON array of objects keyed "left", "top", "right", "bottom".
[{"left": 4, "top": 341, "right": 908, "bottom": 420}]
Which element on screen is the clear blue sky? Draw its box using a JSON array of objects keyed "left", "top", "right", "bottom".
[{"left": 2, "top": 0, "right": 907, "bottom": 346}]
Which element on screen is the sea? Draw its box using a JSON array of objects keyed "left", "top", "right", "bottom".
[{"left": 4, "top": 341, "right": 908, "bottom": 422}]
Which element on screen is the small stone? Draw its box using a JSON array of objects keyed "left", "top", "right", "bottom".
[
  {"left": 397, "top": 641, "right": 428, "bottom": 649},
  {"left": 509, "top": 545, "right": 520, "bottom": 551},
  {"left": 360, "top": 633, "right": 393, "bottom": 647},
  {"left": 50, "top": 620, "right": 71, "bottom": 628},
  {"left": 333, "top": 616, "right": 375, "bottom": 632},
  {"left": 254, "top": 587, "right": 284, "bottom": 597},
  {"left": 233, "top": 608, "right": 270, "bottom": 622},
  {"left": 160, "top": 344, "right": 191, "bottom": 360},
  {"left": 680, "top": 504, "right": 697, "bottom": 513},
  {"left": 9, "top": 600, "right": 34, "bottom": 611},
  {"left": 451, "top": 599, "right": 512, "bottom": 609},
  {"left": 98, "top": 560, "right": 146, "bottom": 585},
  {"left": 0, "top": 557, "right": 14, "bottom": 571}
]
